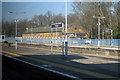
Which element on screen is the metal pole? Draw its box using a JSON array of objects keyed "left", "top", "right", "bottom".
[
  {"left": 111, "top": 30, "right": 113, "bottom": 46},
  {"left": 65, "top": 0, "right": 68, "bottom": 56},
  {"left": 51, "top": 28, "right": 53, "bottom": 54},
  {"left": 8, "top": 11, "right": 25, "bottom": 49},
  {"left": 15, "top": 19, "right": 17, "bottom": 49},
  {"left": 56, "top": 27, "right": 58, "bottom": 50},
  {"left": 102, "top": 30, "right": 104, "bottom": 46},
  {"left": 62, "top": 23, "right": 64, "bottom": 55},
  {"left": 111, "top": 30, "right": 113, "bottom": 39},
  {"left": 102, "top": 30, "right": 104, "bottom": 39},
  {"left": 98, "top": 17, "right": 100, "bottom": 46},
  {"left": 30, "top": 26, "right": 32, "bottom": 44},
  {"left": 93, "top": 16, "right": 105, "bottom": 47},
  {"left": 56, "top": 28, "right": 57, "bottom": 44}
]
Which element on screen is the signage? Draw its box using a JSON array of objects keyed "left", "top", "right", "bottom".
[
  {"left": 103, "top": 30, "right": 112, "bottom": 33},
  {"left": 51, "top": 23, "right": 64, "bottom": 28}
]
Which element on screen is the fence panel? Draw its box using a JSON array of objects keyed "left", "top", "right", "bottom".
[{"left": 5, "top": 37, "right": 120, "bottom": 46}]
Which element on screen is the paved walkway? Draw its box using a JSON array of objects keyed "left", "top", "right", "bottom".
[
  {"left": 9, "top": 41, "right": 120, "bottom": 50},
  {"left": 2, "top": 46, "right": 119, "bottom": 65},
  {"left": 6, "top": 41, "right": 120, "bottom": 59},
  {"left": 1, "top": 46, "right": 120, "bottom": 78}
]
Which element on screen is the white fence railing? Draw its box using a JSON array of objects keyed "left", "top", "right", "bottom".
[{"left": 5, "top": 37, "right": 120, "bottom": 46}]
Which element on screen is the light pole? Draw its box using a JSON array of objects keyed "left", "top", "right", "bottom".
[
  {"left": 93, "top": 16, "right": 105, "bottom": 46},
  {"left": 8, "top": 11, "right": 25, "bottom": 49},
  {"left": 65, "top": 0, "right": 68, "bottom": 56},
  {"left": 31, "top": 26, "right": 33, "bottom": 44}
]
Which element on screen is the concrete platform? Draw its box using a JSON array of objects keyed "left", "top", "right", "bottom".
[{"left": 7, "top": 41, "right": 120, "bottom": 57}]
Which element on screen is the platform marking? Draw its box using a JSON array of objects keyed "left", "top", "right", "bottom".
[
  {"left": 0, "top": 50, "right": 21, "bottom": 57},
  {"left": 3, "top": 54, "right": 80, "bottom": 80}
]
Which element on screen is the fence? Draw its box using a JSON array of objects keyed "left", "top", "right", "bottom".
[{"left": 5, "top": 37, "right": 120, "bottom": 46}]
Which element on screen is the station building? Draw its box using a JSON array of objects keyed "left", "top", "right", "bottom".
[
  {"left": 22, "top": 26, "right": 63, "bottom": 38},
  {"left": 22, "top": 26, "right": 88, "bottom": 39}
]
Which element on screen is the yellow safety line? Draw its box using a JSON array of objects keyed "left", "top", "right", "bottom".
[{"left": 0, "top": 50, "right": 21, "bottom": 57}]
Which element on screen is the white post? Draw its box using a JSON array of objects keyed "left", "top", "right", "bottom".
[
  {"left": 102, "top": 30, "right": 104, "bottom": 46},
  {"left": 98, "top": 17, "right": 100, "bottom": 46},
  {"left": 111, "top": 30, "right": 113, "bottom": 46},
  {"left": 56, "top": 27, "right": 58, "bottom": 50},
  {"left": 102, "top": 30, "right": 104, "bottom": 39},
  {"left": 62, "top": 23, "right": 64, "bottom": 55},
  {"left": 8, "top": 11, "right": 25, "bottom": 49},
  {"left": 56, "top": 28, "right": 57, "bottom": 44},
  {"left": 31, "top": 26, "right": 32, "bottom": 44},
  {"left": 65, "top": 0, "right": 68, "bottom": 56},
  {"left": 51, "top": 28, "right": 53, "bottom": 54},
  {"left": 93, "top": 16, "right": 105, "bottom": 47},
  {"left": 111, "top": 30, "right": 113, "bottom": 39},
  {"left": 15, "top": 19, "right": 18, "bottom": 49},
  {"left": 65, "top": 0, "right": 67, "bottom": 42}
]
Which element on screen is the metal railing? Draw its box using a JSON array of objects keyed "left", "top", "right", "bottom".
[{"left": 5, "top": 37, "right": 120, "bottom": 46}]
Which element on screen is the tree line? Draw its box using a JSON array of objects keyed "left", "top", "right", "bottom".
[
  {"left": 2, "top": 2, "right": 120, "bottom": 39},
  {"left": 71, "top": 2, "right": 120, "bottom": 39},
  {"left": 2, "top": 11, "right": 65, "bottom": 37}
]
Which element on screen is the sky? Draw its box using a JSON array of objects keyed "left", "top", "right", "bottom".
[
  {"left": 2, "top": 2, "right": 73, "bottom": 22},
  {"left": 2, "top": 0, "right": 119, "bottom": 22},
  {"left": 2, "top": 0, "right": 119, "bottom": 2}
]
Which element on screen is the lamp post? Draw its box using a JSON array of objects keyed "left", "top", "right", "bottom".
[
  {"left": 8, "top": 11, "right": 25, "bottom": 49},
  {"left": 93, "top": 16, "right": 105, "bottom": 46},
  {"left": 31, "top": 26, "right": 33, "bottom": 44},
  {"left": 65, "top": 0, "right": 68, "bottom": 56}
]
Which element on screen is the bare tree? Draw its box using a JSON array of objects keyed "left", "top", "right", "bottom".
[
  {"left": 45, "top": 11, "right": 52, "bottom": 26},
  {"left": 71, "top": 2, "right": 120, "bottom": 39},
  {"left": 53, "top": 13, "right": 65, "bottom": 23}
]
